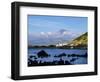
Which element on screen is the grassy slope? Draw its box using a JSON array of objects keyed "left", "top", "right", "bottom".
[{"left": 68, "top": 32, "right": 88, "bottom": 46}]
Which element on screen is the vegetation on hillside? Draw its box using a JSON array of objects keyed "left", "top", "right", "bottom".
[{"left": 67, "top": 32, "right": 88, "bottom": 47}]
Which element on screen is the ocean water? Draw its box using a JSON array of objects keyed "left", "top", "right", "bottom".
[{"left": 28, "top": 48, "right": 87, "bottom": 65}]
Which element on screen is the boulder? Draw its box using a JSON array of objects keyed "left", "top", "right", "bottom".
[{"left": 37, "top": 50, "right": 49, "bottom": 58}]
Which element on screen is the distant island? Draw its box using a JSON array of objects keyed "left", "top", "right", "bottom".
[{"left": 28, "top": 32, "right": 87, "bottom": 49}]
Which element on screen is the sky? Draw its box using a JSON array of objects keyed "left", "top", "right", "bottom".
[{"left": 28, "top": 15, "right": 87, "bottom": 46}]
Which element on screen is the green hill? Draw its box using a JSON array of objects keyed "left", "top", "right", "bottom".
[{"left": 68, "top": 32, "right": 88, "bottom": 47}]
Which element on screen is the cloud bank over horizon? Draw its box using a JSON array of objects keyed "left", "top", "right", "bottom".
[{"left": 28, "top": 29, "right": 83, "bottom": 46}]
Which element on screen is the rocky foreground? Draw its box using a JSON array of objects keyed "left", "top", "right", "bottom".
[{"left": 28, "top": 50, "right": 87, "bottom": 66}]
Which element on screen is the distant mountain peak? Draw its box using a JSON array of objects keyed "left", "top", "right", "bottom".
[{"left": 58, "top": 29, "right": 68, "bottom": 34}]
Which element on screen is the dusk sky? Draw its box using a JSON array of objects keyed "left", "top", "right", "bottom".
[{"left": 28, "top": 15, "right": 87, "bottom": 46}]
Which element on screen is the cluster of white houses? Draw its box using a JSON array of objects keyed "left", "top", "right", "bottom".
[
  {"left": 56, "top": 42, "right": 68, "bottom": 47},
  {"left": 56, "top": 42, "right": 74, "bottom": 48}
]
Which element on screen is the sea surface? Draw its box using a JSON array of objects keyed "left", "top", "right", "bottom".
[{"left": 28, "top": 48, "right": 87, "bottom": 65}]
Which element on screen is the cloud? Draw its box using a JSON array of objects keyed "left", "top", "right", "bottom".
[
  {"left": 28, "top": 29, "right": 79, "bottom": 46},
  {"left": 47, "top": 32, "right": 52, "bottom": 35},
  {"left": 40, "top": 32, "right": 45, "bottom": 35}
]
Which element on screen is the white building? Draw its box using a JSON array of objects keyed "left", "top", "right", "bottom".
[{"left": 56, "top": 42, "right": 68, "bottom": 47}]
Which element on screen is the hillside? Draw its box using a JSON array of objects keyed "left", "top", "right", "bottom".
[{"left": 67, "top": 32, "right": 88, "bottom": 47}]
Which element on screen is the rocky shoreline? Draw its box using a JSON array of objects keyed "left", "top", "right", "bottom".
[{"left": 28, "top": 50, "right": 87, "bottom": 66}]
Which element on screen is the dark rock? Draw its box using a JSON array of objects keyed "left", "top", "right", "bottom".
[
  {"left": 29, "top": 55, "right": 36, "bottom": 58},
  {"left": 54, "top": 55, "right": 58, "bottom": 57},
  {"left": 65, "top": 60, "right": 71, "bottom": 65},
  {"left": 70, "top": 58, "right": 77, "bottom": 62},
  {"left": 84, "top": 52, "right": 87, "bottom": 57},
  {"left": 58, "top": 58, "right": 64, "bottom": 64},
  {"left": 29, "top": 55, "right": 34, "bottom": 58},
  {"left": 37, "top": 50, "right": 49, "bottom": 58},
  {"left": 58, "top": 53, "right": 66, "bottom": 57}
]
